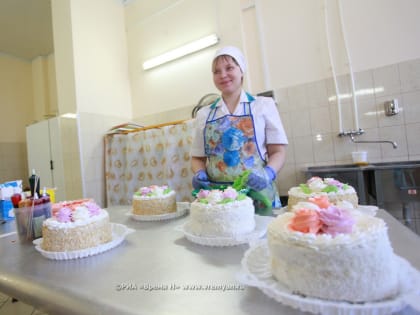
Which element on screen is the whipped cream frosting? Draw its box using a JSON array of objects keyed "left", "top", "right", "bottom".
[{"left": 133, "top": 185, "right": 175, "bottom": 200}]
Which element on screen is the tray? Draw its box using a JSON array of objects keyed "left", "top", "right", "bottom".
[
  {"left": 237, "top": 240, "right": 420, "bottom": 315},
  {"left": 128, "top": 202, "right": 189, "bottom": 221},
  {"left": 273, "top": 205, "right": 378, "bottom": 216},
  {"left": 177, "top": 215, "right": 273, "bottom": 247},
  {"left": 33, "top": 223, "right": 134, "bottom": 260}
]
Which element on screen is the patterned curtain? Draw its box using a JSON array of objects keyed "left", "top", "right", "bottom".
[{"left": 105, "top": 119, "right": 196, "bottom": 206}]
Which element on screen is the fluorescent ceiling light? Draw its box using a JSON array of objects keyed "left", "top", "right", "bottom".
[
  {"left": 61, "top": 113, "right": 77, "bottom": 119},
  {"left": 143, "top": 34, "right": 219, "bottom": 70}
]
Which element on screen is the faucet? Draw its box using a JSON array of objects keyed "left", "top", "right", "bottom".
[{"left": 338, "top": 129, "right": 398, "bottom": 149}]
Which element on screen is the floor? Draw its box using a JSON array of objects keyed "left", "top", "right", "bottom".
[
  {"left": 0, "top": 293, "right": 47, "bottom": 315},
  {"left": 385, "top": 201, "right": 420, "bottom": 235},
  {"left": 1, "top": 202, "right": 419, "bottom": 315}
]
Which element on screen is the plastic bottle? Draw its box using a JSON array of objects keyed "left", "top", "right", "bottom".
[{"left": 29, "top": 169, "right": 41, "bottom": 197}]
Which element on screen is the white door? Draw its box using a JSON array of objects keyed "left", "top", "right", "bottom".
[
  {"left": 26, "top": 120, "right": 54, "bottom": 189},
  {"left": 26, "top": 118, "right": 65, "bottom": 201}
]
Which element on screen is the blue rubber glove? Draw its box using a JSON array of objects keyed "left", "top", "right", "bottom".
[
  {"left": 192, "top": 170, "right": 210, "bottom": 190},
  {"left": 247, "top": 166, "right": 276, "bottom": 191}
]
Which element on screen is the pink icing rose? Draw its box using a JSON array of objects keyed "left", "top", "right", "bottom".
[
  {"left": 56, "top": 207, "right": 72, "bottom": 223},
  {"left": 140, "top": 187, "right": 152, "bottom": 195},
  {"left": 223, "top": 187, "right": 238, "bottom": 200},
  {"left": 308, "top": 195, "right": 330, "bottom": 209},
  {"left": 324, "top": 178, "right": 343, "bottom": 188},
  {"left": 85, "top": 201, "right": 100, "bottom": 216},
  {"left": 319, "top": 206, "right": 355, "bottom": 236},
  {"left": 197, "top": 189, "right": 210, "bottom": 199},
  {"left": 289, "top": 209, "right": 322, "bottom": 234}
]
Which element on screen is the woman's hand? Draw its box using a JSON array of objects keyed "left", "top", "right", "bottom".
[
  {"left": 247, "top": 166, "right": 276, "bottom": 191},
  {"left": 192, "top": 170, "right": 210, "bottom": 189}
]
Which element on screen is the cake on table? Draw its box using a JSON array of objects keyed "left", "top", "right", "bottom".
[
  {"left": 188, "top": 187, "right": 255, "bottom": 237},
  {"left": 41, "top": 199, "right": 112, "bottom": 252},
  {"left": 287, "top": 177, "right": 358, "bottom": 209},
  {"left": 267, "top": 197, "right": 399, "bottom": 302},
  {"left": 132, "top": 185, "right": 176, "bottom": 215}
]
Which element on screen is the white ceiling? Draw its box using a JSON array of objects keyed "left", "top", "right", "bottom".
[{"left": 0, "top": 0, "right": 54, "bottom": 61}]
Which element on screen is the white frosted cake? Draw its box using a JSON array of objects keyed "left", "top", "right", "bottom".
[
  {"left": 42, "top": 199, "right": 112, "bottom": 252},
  {"left": 132, "top": 185, "right": 176, "bottom": 215},
  {"left": 188, "top": 187, "right": 255, "bottom": 237},
  {"left": 267, "top": 198, "right": 399, "bottom": 302},
  {"left": 287, "top": 177, "right": 358, "bottom": 209}
]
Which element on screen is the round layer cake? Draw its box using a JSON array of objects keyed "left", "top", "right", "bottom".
[
  {"left": 42, "top": 199, "right": 112, "bottom": 252},
  {"left": 287, "top": 177, "right": 358, "bottom": 208},
  {"left": 267, "top": 199, "right": 399, "bottom": 302},
  {"left": 132, "top": 185, "right": 176, "bottom": 215},
  {"left": 188, "top": 187, "right": 255, "bottom": 237}
]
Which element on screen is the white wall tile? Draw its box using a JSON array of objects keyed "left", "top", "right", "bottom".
[
  {"left": 406, "top": 123, "right": 420, "bottom": 156},
  {"left": 376, "top": 93, "right": 405, "bottom": 127},
  {"left": 354, "top": 70, "right": 375, "bottom": 100},
  {"left": 333, "top": 135, "right": 354, "bottom": 163},
  {"left": 402, "top": 91, "right": 420, "bottom": 124},
  {"left": 353, "top": 128, "right": 382, "bottom": 160},
  {"left": 373, "top": 64, "right": 401, "bottom": 97},
  {"left": 279, "top": 111, "right": 293, "bottom": 142},
  {"left": 379, "top": 125, "right": 408, "bottom": 158},
  {"left": 310, "top": 107, "right": 332, "bottom": 134},
  {"left": 312, "top": 133, "right": 335, "bottom": 163},
  {"left": 399, "top": 59, "right": 420, "bottom": 92},
  {"left": 287, "top": 84, "right": 309, "bottom": 110},
  {"left": 276, "top": 162, "right": 297, "bottom": 195},
  {"left": 293, "top": 136, "right": 314, "bottom": 164},
  {"left": 305, "top": 80, "right": 329, "bottom": 108},
  {"left": 290, "top": 110, "right": 311, "bottom": 137},
  {"left": 357, "top": 98, "right": 379, "bottom": 129},
  {"left": 339, "top": 100, "right": 356, "bottom": 131},
  {"left": 284, "top": 140, "right": 295, "bottom": 164},
  {"left": 274, "top": 88, "right": 290, "bottom": 112}
]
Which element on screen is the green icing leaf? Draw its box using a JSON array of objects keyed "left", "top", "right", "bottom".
[
  {"left": 299, "top": 184, "right": 312, "bottom": 194},
  {"left": 322, "top": 185, "right": 338, "bottom": 193},
  {"left": 163, "top": 188, "right": 171, "bottom": 194},
  {"left": 220, "top": 198, "right": 234, "bottom": 204},
  {"left": 248, "top": 190, "right": 272, "bottom": 209},
  {"left": 342, "top": 184, "right": 349, "bottom": 190},
  {"left": 236, "top": 194, "right": 247, "bottom": 201},
  {"left": 199, "top": 199, "right": 209, "bottom": 204},
  {"left": 233, "top": 170, "right": 251, "bottom": 191}
]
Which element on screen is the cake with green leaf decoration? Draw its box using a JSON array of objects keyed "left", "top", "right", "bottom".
[
  {"left": 132, "top": 185, "right": 176, "bottom": 215},
  {"left": 188, "top": 187, "right": 255, "bottom": 237},
  {"left": 287, "top": 177, "right": 358, "bottom": 209}
]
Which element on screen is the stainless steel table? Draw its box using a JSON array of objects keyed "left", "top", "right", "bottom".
[{"left": 1, "top": 207, "right": 419, "bottom": 315}]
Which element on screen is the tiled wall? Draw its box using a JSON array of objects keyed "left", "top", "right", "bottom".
[
  {"left": 275, "top": 58, "right": 420, "bottom": 196},
  {"left": 77, "top": 58, "right": 420, "bottom": 205}
]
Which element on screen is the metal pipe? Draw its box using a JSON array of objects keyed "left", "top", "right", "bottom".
[
  {"left": 338, "top": 129, "right": 398, "bottom": 149},
  {"left": 349, "top": 133, "right": 398, "bottom": 149}
]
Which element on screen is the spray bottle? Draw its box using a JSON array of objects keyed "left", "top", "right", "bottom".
[{"left": 29, "top": 169, "right": 40, "bottom": 198}]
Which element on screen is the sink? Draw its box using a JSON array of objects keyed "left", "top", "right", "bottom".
[
  {"left": 370, "top": 161, "right": 420, "bottom": 169},
  {"left": 307, "top": 164, "right": 362, "bottom": 172},
  {"left": 307, "top": 161, "right": 420, "bottom": 172}
]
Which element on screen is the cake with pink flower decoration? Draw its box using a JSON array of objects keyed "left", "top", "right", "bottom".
[
  {"left": 267, "top": 197, "right": 399, "bottom": 302},
  {"left": 188, "top": 187, "right": 255, "bottom": 237},
  {"left": 287, "top": 177, "right": 358, "bottom": 209},
  {"left": 132, "top": 185, "right": 176, "bottom": 215},
  {"left": 41, "top": 199, "right": 112, "bottom": 252}
]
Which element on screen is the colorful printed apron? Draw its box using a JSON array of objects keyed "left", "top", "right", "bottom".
[{"left": 203, "top": 93, "right": 279, "bottom": 215}]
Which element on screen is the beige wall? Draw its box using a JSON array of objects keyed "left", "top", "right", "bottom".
[
  {"left": 0, "top": 54, "right": 33, "bottom": 183},
  {"left": 3, "top": 0, "right": 420, "bottom": 201},
  {"left": 123, "top": 0, "right": 420, "bottom": 196},
  {"left": 52, "top": 0, "right": 132, "bottom": 205}
]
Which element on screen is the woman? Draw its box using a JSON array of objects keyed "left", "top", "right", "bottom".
[{"left": 190, "top": 46, "right": 288, "bottom": 215}]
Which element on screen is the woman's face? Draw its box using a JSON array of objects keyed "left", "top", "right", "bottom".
[{"left": 212, "top": 56, "right": 243, "bottom": 96}]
